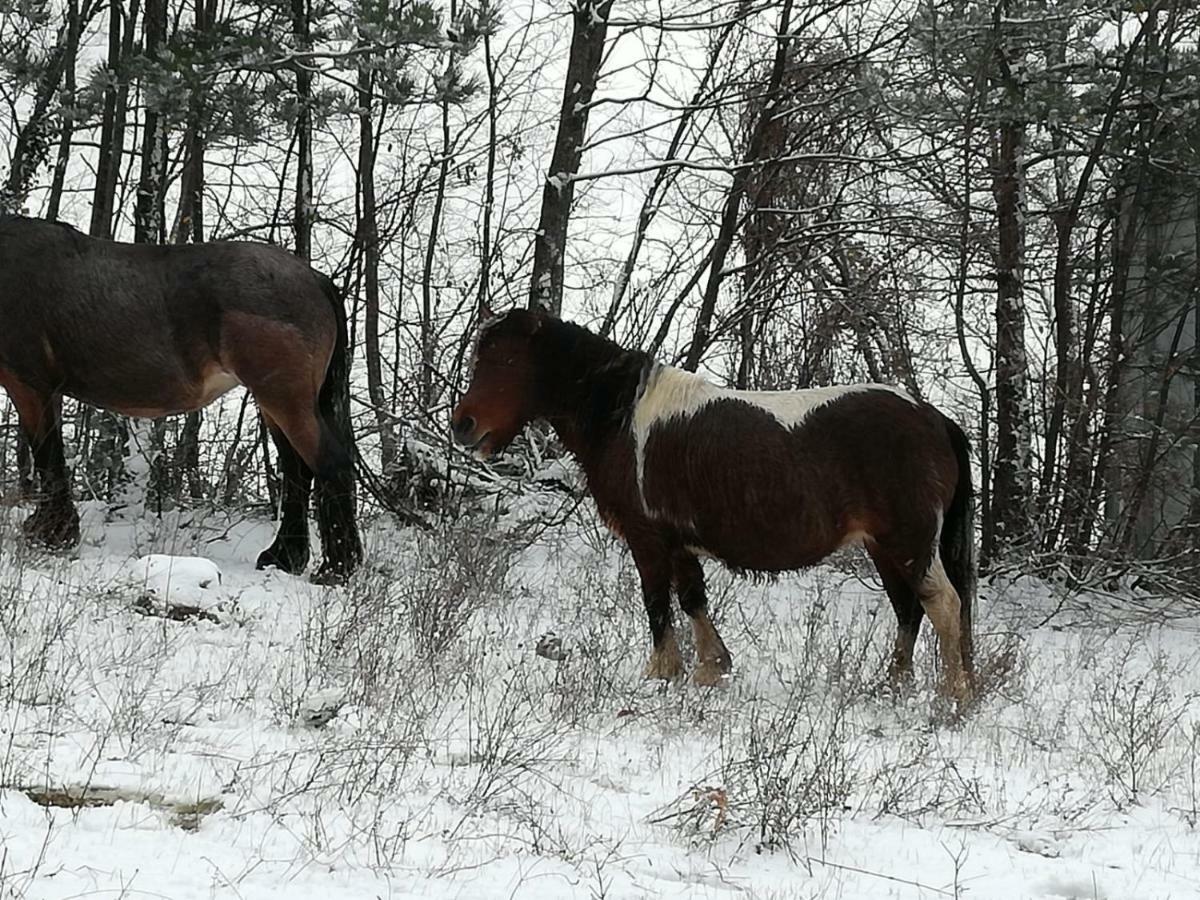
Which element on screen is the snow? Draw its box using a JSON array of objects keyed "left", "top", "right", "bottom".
[
  {"left": 1, "top": 497, "right": 1199, "bottom": 899},
  {"left": 125, "top": 553, "right": 223, "bottom": 599}
]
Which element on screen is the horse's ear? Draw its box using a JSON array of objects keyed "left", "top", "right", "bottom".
[{"left": 479, "top": 298, "right": 495, "bottom": 321}]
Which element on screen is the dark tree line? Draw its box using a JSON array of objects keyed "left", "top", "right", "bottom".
[{"left": 0, "top": 0, "right": 1196, "bottom": 587}]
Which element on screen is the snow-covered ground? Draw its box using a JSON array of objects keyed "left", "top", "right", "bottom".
[{"left": 1, "top": 494, "right": 1198, "bottom": 899}]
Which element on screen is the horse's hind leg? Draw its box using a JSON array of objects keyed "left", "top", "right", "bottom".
[
  {"left": 673, "top": 552, "right": 732, "bottom": 686},
  {"left": 312, "top": 367, "right": 362, "bottom": 584},
  {"left": 312, "top": 468, "right": 358, "bottom": 583},
  {"left": 256, "top": 416, "right": 313, "bottom": 575},
  {"left": 4, "top": 384, "right": 79, "bottom": 548},
  {"left": 232, "top": 311, "right": 360, "bottom": 581},
  {"left": 914, "top": 555, "right": 969, "bottom": 701},
  {"left": 867, "top": 545, "right": 924, "bottom": 685},
  {"left": 253, "top": 394, "right": 356, "bottom": 583}
]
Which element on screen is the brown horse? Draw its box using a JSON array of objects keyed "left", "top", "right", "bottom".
[
  {"left": 452, "top": 308, "right": 975, "bottom": 698},
  {"left": 0, "top": 215, "right": 362, "bottom": 581}
]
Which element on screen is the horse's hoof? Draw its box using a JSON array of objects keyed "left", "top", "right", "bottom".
[
  {"left": 23, "top": 509, "right": 80, "bottom": 549},
  {"left": 879, "top": 665, "right": 916, "bottom": 698},
  {"left": 692, "top": 659, "right": 732, "bottom": 687},
  {"left": 937, "top": 675, "right": 973, "bottom": 707},
  {"left": 256, "top": 545, "right": 309, "bottom": 575},
  {"left": 310, "top": 564, "right": 349, "bottom": 587},
  {"left": 643, "top": 648, "right": 685, "bottom": 681}
]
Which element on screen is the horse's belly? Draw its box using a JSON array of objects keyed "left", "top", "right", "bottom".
[
  {"left": 684, "top": 507, "right": 847, "bottom": 574},
  {"left": 66, "top": 367, "right": 241, "bottom": 419},
  {"left": 698, "top": 539, "right": 835, "bottom": 574}
]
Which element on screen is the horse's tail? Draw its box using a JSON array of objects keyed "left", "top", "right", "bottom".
[
  {"left": 314, "top": 272, "right": 363, "bottom": 577},
  {"left": 940, "top": 414, "right": 976, "bottom": 675},
  {"left": 316, "top": 272, "right": 354, "bottom": 468}
]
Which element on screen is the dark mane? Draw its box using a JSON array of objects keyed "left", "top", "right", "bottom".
[{"left": 534, "top": 316, "right": 651, "bottom": 446}]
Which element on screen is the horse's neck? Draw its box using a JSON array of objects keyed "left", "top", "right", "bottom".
[{"left": 541, "top": 333, "right": 646, "bottom": 462}]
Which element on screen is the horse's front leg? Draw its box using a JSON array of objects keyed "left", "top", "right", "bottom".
[
  {"left": 629, "top": 539, "right": 683, "bottom": 681},
  {"left": 672, "top": 552, "right": 732, "bottom": 686}
]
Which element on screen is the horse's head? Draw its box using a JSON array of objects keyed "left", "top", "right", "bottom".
[{"left": 451, "top": 307, "right": 550, "bottom": 458}]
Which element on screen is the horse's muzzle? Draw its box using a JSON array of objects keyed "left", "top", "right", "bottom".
[
  {"left": 451, "top": 413, "right": 494, "bottom": 456},
  {"left": 451, "top": 414, "right": 477, "bottom": 445}
]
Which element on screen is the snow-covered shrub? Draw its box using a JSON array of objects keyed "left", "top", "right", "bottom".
[
  {"left": 715, "top": 684, "right": 853, "bottom": 857},
  {"left": 1082, "top": 644, "right": 1190, "bottom": 805}
]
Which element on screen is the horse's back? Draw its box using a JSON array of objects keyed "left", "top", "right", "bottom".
[
  {"left": 0, "top": 217, "right": 335, "bottom": 414},
  {"left": 636, "top": 376, "right": 958, "bottom": 571},
  {"left": 0, "top": 216, "right": 329, "bottom": 322}
]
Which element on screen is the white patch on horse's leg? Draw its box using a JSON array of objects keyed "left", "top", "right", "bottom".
[
  {"left": 689, "top": 610, "right": 732, "bottom": 686},
  {"left": 917, "top": 556, "right": 969, "bottom": 700},
  {"left": 643, "top": 625, "right": 684, "bottom": 681}
]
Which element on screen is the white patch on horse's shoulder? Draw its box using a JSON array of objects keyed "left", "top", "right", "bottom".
[
  {"left": 632, "top": 366, "right": 721, "bottom": 507},
  {"left": 633, "top": 366, "right": 722, "bottom": 433}
]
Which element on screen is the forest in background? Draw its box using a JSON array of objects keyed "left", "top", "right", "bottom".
[{"left": 0, "top": 0, "right": 1197, "bottom": 589}]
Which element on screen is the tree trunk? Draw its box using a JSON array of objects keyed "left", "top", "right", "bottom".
[
  {"left": 90, "top": 0, "right": 139, "bottom": 240},
  {"left": 134, "top": 0, "right": 167, "bottom": 245},
  {"left": 86, "top": 0, "right": 139, "bottom": 495},
  {"left": 357, "top": 56, "right": 396, "bottom": 473},
  {"left": 527, "top": 0, "right": 614, "bottom": 315},
  {"left": 292, "top": 0, "right": 313, "bottom": 261},
  {"left": 1095, "top": 8, "right": 1163, "bottom": 555},
  {"left": 989, "top": 113, "right": 1032, "bottom": 553},
  {"left": 421, "top": 2, "right": 458, "bottom": 412},
  {"left": 682, "top": 0, "right": 795, "bottom": 372},
  {"left": 476, "top": 21, "right": 497, "bottom": 317},
  {"left": 166, "top": 0, "right": 214, "bottom": 502},
  {"left": 1041, "top": 17, "right": 1153, "bottom": 552},
  {"left": 133, "top": 0, "right": 168, "bottom": 505},
  {"left": 1060, "top": 220, "right": 1110, "bottom": 559},
  {"left": 988, "top": 7, "right": 1032, "bottom": 556},
  {"left": 1093, "top": 185, "right": 1144, "bottom": 550},
  {"left": 2, "top": 22, "right": 72, "bottom": 212},
  {"left": 46, "top": 0, "right": 83, "bottom": 222},
  {"left": 1191, "top": 190, "right": 1200, "bottom": 547}
]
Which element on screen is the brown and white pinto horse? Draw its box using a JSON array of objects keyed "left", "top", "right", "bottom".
[
  {"left": 0, "top": 215, "right": 362, "bottom": 581},
  {"left": 452, "top": 308, "right": 976, "bottom": 698}
]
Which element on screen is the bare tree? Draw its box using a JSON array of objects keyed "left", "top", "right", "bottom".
[
  {"left": 681, "top": 0, "right": 794, "bottom": 372},
  {"left": 356, "top": 20, "right": 397, "bottom": 473},
  {"left": 292, "top": 0, "right": 314, "bottom": 260},
  {"left": 987, "top": 1, "right": 1032, "bottom": 553},
  {"left": 91, "top": 0, "right": 139, "bottom": 240},
  {"left": 528, "top": 0, "right": 614, "bottom": 315}
]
